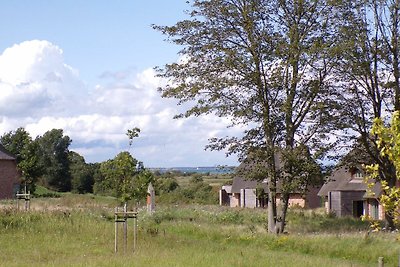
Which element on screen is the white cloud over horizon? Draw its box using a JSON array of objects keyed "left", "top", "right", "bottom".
[{"left": 0, "top": 40, "right": 240, "bottom": 167}]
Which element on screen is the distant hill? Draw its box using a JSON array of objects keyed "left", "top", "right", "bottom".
[{"left": 150, "top": 166, "right": 236, "bottom": 174}]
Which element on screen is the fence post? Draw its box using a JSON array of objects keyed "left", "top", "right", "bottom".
[
  {"left": 378, "top": 257, "right": 384, "bottom": 267},
  {"left": 133, "top": 208, "right": 137, "bottom": 252},
  {"left": 123, "top": 203, "right": 127, "bottom": 253},
  {"left": 398, "top": 252, "right": 400, "bottom": 267},
  {"left": 114, "top": 207, "right": 118, "bottom": 253}
]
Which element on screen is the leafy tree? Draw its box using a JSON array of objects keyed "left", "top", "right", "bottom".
[
  {"left": 154, "top": 0, "right": 335, "bottom": 233},
  {"left": 92, "top": 163, "right": 109, "bottom": 195},
  {"left": 365, "top": 111, "right": 400, "bottom": 227},
  {"left": 99, "top": 151, "right": 154, "bottom": 203},
  {"left": 126, "top": 127, "right": 140, "bottom": 147},
  {"left": 36, "top": 129, "right": 72, "bottom": 192},
  {"left": 333, "top": 0, "right": 400, "bottom": 229},
  {"left": 155, "top": 177, "right": 179, "bottom": 194},
  {"left": 0, "top": 127, "right": 43, "bottom": 192},
  {"left": 69, "top": 151, "right": 93, "bottom": 194}
]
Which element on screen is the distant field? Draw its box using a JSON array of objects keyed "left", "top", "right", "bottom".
[
  {"left": 0, "top": 194, "right": 399, "bottom": 266},
  {"left": 174, "top": 174, "right": 232, "bottom": 188}
]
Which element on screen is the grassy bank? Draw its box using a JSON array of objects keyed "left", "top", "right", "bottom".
[{"left": 0, "top": 196, "right": 399, "bottom": 266}]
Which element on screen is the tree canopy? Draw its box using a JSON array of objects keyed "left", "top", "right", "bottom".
[
  {"left": 331, "top": 0, "right": 400, "bottom": 229},
  {"left": 155, "top": 0, "right": 337, "bottom": 233},
  {"left": 99, "top": 151, "right": 153, "bottom": 203},
  {"left": 0, "top": 127, "right": 43, "bottom": 192},
  {"left": 35, "top": 129, "right": 72, "bottom": 192}
]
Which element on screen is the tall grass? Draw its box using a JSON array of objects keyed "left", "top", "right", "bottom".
[{"left": 0, "top": 197, "right": 399, "bottom": 266}]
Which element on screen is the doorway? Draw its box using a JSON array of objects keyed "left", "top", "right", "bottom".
[{"left": 353, "top": 200, "right": 364, "bottom": 218}]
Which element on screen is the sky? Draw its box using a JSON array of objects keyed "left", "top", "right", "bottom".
[{"left": 0, "top": 1, "right": 241, "bottom": 168}]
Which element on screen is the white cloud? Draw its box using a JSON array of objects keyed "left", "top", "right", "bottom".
[
  {"left": 0, "top": 40, "right": 239, "bottom": 167},
  {"left": 0, "top": 40, "right": 84, "bottom": 118}
]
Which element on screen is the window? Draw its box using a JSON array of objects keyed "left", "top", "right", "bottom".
[
  {"left": 370, "top": 199, "right": 379, "bottom": 220},
  {"left": 354, "top": 171, "right": 363, "bottom": 179}
]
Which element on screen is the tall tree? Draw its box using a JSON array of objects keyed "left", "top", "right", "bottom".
[
  {"left": 333, "top": 0, "right": 400, "bottom": 229},
  {"left": 0, "top": 127, "right": 43, "bottom": 192},
  {"left": 154, "top": 0, "right": 336, "bottom": 233},
  {"left": 69, "top": 151, "right": 93, "bottom": 194},
  {"left": 100, "top": 151, "right": 153, "bottom": 203},
  {"left": 36, "top": 129, "right": 72, "bottom": 192}
]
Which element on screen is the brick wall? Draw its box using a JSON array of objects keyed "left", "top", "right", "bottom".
[{"left": 0, "top": 160, "right": 20, "bottom": 199}]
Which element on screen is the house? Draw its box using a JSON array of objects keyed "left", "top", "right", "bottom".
[
  {"left": 220, "top": 176, "right": 321, "bottom": 209},
  {"left": 318, "top": 165, "right": 384, "bottom": 220},
  {"left": 0, "top": 144, "right": 20, "bottom": 199},
  {"left": 220, "top": 148, "right": 322, "bottom": 209}
]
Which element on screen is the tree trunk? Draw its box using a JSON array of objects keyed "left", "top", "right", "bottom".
[
  {"left": 267, "top": 192, "right": 276, "bottom": 233},
  {"left": 276, "top": 193, "right": 290, "bottom": 234},
  {"left": 391, "top": 0, "right": 400, "bottom": 111}
]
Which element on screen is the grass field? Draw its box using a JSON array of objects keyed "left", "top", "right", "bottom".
[{"left": 1, "top": 194, "right": 400, "bottom": 267}]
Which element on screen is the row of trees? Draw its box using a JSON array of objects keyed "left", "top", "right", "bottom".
[
  {"left": 155, "top": 0, "right": 400, "bottom": 232},
  {"left": 0, "top": 127, "right": 217, "bottom": 205},
  {"left": 0, "top": 128, "right": 152, "bottom": 203}
]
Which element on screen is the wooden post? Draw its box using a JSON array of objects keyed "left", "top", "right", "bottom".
[
  {"left": 398, "top": 252, "right": 400, "bottom": 267},
  {"left": 16, "top": 192, "right": 30, "bottom": 211},
  {"left": 147, "top": 183, "right": 155, "bottom": 214},
  {"left": 123, "top": 203, "right": 127, "bottom": 253},
  {"left": 26, "top": 191, "right": 30, "bottom": 211},
  {"left": 133, "top": 206, "right": 137, "bottom": 252},
  {"left": 114, "top": 207, "right": 118, "bottom": 253},
  {"left": 114, "top": 207, "right": 138, "bottom": 253},
  {"left": 378, "top": 257, "right": 384, "bottom": 267}
]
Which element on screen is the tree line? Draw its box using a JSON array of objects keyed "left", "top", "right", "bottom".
[
  {"left": 0, "top": 128, "right": 154, "bottom": 202},
  {"left": 154, "top": 0, "right": 400, "bottom": 232}
]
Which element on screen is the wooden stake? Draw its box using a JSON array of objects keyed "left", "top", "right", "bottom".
[
  {"left": 378, "top": 256, "right": 384, "bottom": 267},
  {"left": 123, "top": 203, "right": 127, "bottom": 253},
  {"left": 133, "top": 207, "right": 137, "bottom": 252},
  {"left": 114, "top": 207, "right": 118, "bottom": 253}
]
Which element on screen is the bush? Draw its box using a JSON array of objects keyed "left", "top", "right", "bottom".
[
  {"left": 214, "top": 210, "right": 244, "bottom": 224},
  {"left": 156, "top": 174, "right": 218, "bottom": 205}
]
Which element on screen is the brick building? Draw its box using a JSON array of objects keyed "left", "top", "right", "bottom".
[{"left": 0, "top": 144, "right": 20, "bottom": 199}]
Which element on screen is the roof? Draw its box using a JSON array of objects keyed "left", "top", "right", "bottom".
[
  {"left": 221, "top": 185, "right": 232, "bottom": 194},
  {"left": 231, "top": 177, "right": 268, "bottom": 193},
  {"left": 317, "top": 165, "right": 381, "bottom": 197},
  {"left": 0, "top": 144, "right": 16, "bottom": 160}
]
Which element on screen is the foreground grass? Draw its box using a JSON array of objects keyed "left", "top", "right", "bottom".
[{"left": 0, "top": 198, "right": 399, "bottom": 266}]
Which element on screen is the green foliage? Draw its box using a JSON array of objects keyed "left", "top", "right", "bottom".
[
  {"left": 126, "top": 127, "right": 140, "bottom": 147},
  {"left": 214, "top": 210, "right": 244, "bottom": 224},
  {"left": 35, "top": 129, "right": 72, "bottom": 192},
  {"left": 68, "top": 151, "right": 93, "bottom": 194},
  {"left": 281, "top": 144, "right": 323, "bottom": 197},
  {"left": 332, "top": 0, "right": 400, "bottom": 229},
  {"left": 99, "top": 151, "right": 154, "bottom": 203},
  {"left": 155, "top": 177, "right": 179, "bottom": 194},
  {"left": 153, "top": 172, "right": 225, "bottom": 205},
  {"left": 365, "top": 111, "right": 400, "bottom": 225},
  {"left": 1, "top": 196, "right": 400, "bottom": 266},
  {"left": 33, "top": 185, "right": 61, "bottom": 198},
  {"left": 0, "top": 127, "right": 43, "bottom": 192},
  {"left": 155, "top": 0, "right": 338, "bottom": 234}
]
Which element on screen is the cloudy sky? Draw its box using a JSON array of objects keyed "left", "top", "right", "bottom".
[{"left": 0, "top": 1, "right": 241, "bottom": 167}]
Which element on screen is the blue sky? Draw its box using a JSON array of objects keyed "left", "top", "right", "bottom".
[{"left": 0, "top": 1, "right": 240, "bottom": 167}]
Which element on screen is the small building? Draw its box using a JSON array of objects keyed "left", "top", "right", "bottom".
[
  {"left": 220, "top": 176, "right": 321, "bottom": 209},
  {"left": 0, "top": 144, "right": 20, "bottom": 199},
  {"left": 318, "top": 166, "right": 384, "bottom": 220}
]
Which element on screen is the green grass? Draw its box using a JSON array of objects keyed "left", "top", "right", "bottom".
[
  {"left": 174, "top": 174, "right": 232, "bottom": 188},
  {"left": 0, "top": 196, "right": 399, "bottom": 266}
]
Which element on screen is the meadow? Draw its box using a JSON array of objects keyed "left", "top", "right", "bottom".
[{"left": 1, "top": 193, "right": 400, "bottom": 267}]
